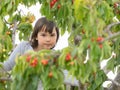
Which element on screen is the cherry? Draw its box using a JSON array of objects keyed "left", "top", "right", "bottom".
[
  {"left": 99, "top": 44, "right": 103, "bottom": 49},
  {"left": 70, "top": 61, "right": 74, "bottom": 65},
  {"left": 53, "top": 0, "right": 57, "bottom": 2},
  {"left": 50, "top": 1, "right": 55, "bottom": 8},
  {"left": 48, "top": 72, "right": 53, "bottom": 78},
  {"left": 65, "top": 53, "right": 71, "bottom": 61},
  {"left": 26, "top": 55, "right": 31, "bottom": 62},
  {"left": 30, "top": 58, "right": 38, "bottom": 67},
  {"left": 96, "top": 37, "right": 103, "bottom": 42},
  {"left": 6, "top": 31, "right": 11, "bottom": 35},
  {"left": 113, "top": 3, "right": 119, "bottom": 8},
  {"left": 41, "top": 60, "right": 48, "bottom": 66},
  {"left": 57, "top": 4, "right": 61, "bottom": 9}
]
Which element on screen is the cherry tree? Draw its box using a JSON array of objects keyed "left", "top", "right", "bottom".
[{"left": 0, "top": 0, "right": 120, "bottom": 90}]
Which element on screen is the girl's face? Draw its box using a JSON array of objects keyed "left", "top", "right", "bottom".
[{"left": 36, "top": 27, "right": 57, "bottom": 50}]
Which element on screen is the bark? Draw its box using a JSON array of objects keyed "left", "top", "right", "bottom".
[
  {"left": 0, "top": 66, "right": 11, "bottom": 82},
  {"left": 12, "top": 21, "right": 18, "bottom": 49}
]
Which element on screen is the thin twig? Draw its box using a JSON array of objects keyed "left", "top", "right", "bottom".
[
  {"left": 104, "top": 22, "right": 120, "bottom": 33},
  {"left": 0, "top": 77, "right": 12, "bottom": 81},
  {"left": 102, "top": 31, "right": 120, "bottom": 43},
  {"left": 100, "top": 22, "right": 120, "bottom": 43},
  {"left": 12, "top": 21, "right": 18, "bottom": 48},
  {"left": 3, "top": 18, "right": 12, "bottom": 25}
]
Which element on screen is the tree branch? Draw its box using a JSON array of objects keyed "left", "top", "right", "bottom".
[
  {"left": 0, "top": 77, "right": 12, "bottom": 82},
  {"left": 3, "top": 18, "right": 12, "bottom": 25},
  {"left": 102, "top": 22, "right": 120, "bottom": 43},
  {"left": 102, "top": 31, "right": 120, "bottom": 43},
  {"left": 104, "top": 22, "right": 120, "bottom": 34},
  {"left": 12, "top": 21, "right": 18, "bottom": 48}
]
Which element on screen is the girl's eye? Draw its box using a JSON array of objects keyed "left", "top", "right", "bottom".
[
  {"left": 41, "top": 34, "right": 46, "bottom": 36},
  {"left": 51, "top": 34, "right": 55, "bottom": 37}
]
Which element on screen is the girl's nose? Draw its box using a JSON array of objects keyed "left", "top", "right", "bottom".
[{"left": 46, "top": 36, "right": 51, "bottom": 41}]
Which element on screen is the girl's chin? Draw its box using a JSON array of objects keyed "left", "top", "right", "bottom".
[{"left": 44, "top": 47, "right": 51, "bottom": 50}]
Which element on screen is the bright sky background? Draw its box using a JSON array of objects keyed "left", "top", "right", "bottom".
[
  {"left": 17, "top": 3, "right": 69, "bottom": 50},
  {"left": 17, "top": 2, "right": 118, "bottom": 87}
]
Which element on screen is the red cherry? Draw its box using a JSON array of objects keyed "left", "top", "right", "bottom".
[
  {"left": 6, "top": 31, "right": 11, "bottom": 35},
  {"left": 48, "top": 72, "right": 53, "bottom": 78},
  {"left": 26, "top": 55, "right": 31, "bottom": 62},
  {"left": 30, "top": 58, "right": 38, "bottom": 67},
  {"left": 70, "top": 61, "right": 74, "bottom": 65},
  {"left": 57, "top": 4, "right": 61, "bottom": 9},
  {"left": 65, "top": 53, "right": 71, "bottom": 61},
  {"left": 114, "top": 3, "right": 119, "bottom": 8},
  {"left": 88, "top": 45, "right": 90, "bottom": 49},
  {"left": 53, "top": 0, "right": 57, "bottom": 2},
  {"left": 96, "top": 37, "right": 103, "bottom": 42},
  {"left": 99, "top": 44, "right": 103, "bottom": 49},
  {"left": 50, "top": 1, "right": 55, "bottom": 8},
  {"left": 41, "top": 60, "right": 48, "bottom": 66}
]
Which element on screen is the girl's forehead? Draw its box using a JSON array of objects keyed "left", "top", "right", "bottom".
[{"left": 40, "top": 27, "right": 56, "bottom": 33}]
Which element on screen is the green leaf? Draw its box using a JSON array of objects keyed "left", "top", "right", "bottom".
[
  {"left": 0, "top": 17, "right": 4, "bottom": 33},
  {"left": 106, "top": 58, "right": 115, "bottom": 71}
]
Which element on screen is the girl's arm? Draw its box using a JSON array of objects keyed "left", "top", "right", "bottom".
[
  {"left": 3, "top": 42, "right": 24, "bottom": 71},
  {"left": 63, "top": 70, "right": 79, "bottom": 86}
]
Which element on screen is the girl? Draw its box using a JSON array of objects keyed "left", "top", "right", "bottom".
[{"left": 3, "top": 17, "right": 59, "bottom": 71}]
